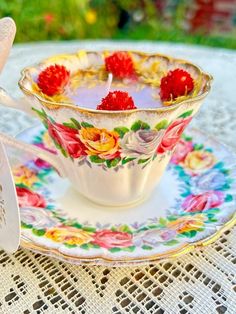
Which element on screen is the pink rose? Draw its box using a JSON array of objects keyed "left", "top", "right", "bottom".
[
  {"left": 92, "top": 230, "right": 133, "bottom": 249},
  {"left": 171, "top": 139, "right": 193, "bottom": 164},
  {"left": 182, "top": 191, "right": 224, "bottom": 213},
  {"left": 157, "top": 117, "right": 192, "bottom": 154},
  {"left": 16, "top": 187, "right": 46, "bottom": 208},
  {"left": 47, "top": 120, "right": 86, "bottom": 159}
]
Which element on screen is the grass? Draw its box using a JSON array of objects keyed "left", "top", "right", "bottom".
[{"left": 0, "top": 0, "right": 235, "bottom": 49}]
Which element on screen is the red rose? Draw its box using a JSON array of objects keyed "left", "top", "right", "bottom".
[
  {"left": 182, "top": 191, "right": 224, "bottom": 213},
  {"left": 16, "top": 187, "right": 46, "bottom": 208},
  {"left": 92, "top": 230, "right": 133, "bottom": 249},
  {"left": 157, "top": 117, "right": 192, "bottom": 154},
  {"left": 47, "top": 120, "right": 86, "bottom": 159}
]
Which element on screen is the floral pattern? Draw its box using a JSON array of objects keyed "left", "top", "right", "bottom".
[
  {"left": 92, "top": 230, "right": 133, "bottom": 249},
  {"left": 182, "top": 191, "right": 224, "bottom": 213},
  {"left": 120, "top": 129, "right": 164, "bottom": 160},
  {"left": 21, "top": 207, "right": 58, "bottom": 229},
  {"left": 79, "top": 127, "right": 120, "bottom": 160},
  {"left": 157, "top": 117, "right": 192, "bottom": 153},
  {"left": 16, "top": 128, "right": 235, "bottom": 254},
  {"left": 16, "top": 187, "right": 46, "bottom": 208},
  {"left": 32, "top": 108, "right": 194, "bottom": 168},
  {"left": 183, "top": 150, "right": 216, "bottom": 173},
  {"left": 45, "top": 227, "right": 93, "bottom": 246}
]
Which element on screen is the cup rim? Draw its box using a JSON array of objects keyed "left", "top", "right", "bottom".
[{"left": 18, "top": 50, "right": 213, "bottom": 115}]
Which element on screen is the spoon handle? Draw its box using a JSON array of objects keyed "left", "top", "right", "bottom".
[
  {"left": 0, "top": 17, "right": 16, "bottom": 73},
  {"left": 0, "top": 142, "right": 20, "bottom": 253}
]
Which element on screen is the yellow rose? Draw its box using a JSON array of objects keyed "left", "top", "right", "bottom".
[
  {"left": 13, "top": 166, "right": 38, "bottom": 188},
  {"left": 45, "top": 226, "right": 93, "bottom": 245},
  {"left": 183, "top": 151, "right": 216, "bottom": 173},
  {"left": 167, "top": 214, "right": 204, "bottom": 233},
  {"left": 79, "top": 127, "right": 120, "bottom": 160}
]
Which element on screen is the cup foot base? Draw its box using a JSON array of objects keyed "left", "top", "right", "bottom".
[{"left": 77, "top": 192, "right": 151, "bottom": 209}]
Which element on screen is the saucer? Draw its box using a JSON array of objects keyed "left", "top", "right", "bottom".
[{"left": 11, "top": 124, "right": 236, "bottom": 266}]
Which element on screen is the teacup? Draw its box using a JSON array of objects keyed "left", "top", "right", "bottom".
[{"left": 0, "top": 51, "right": 212, "bottom": 206}]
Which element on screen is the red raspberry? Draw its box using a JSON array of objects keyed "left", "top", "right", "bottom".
[
  {"left": 97, "top": 91, "right": 137, "bottom": 111},
  {"left": 37, "top": 64, "right": 70, "bottom": 96},
  {"left": 105, "top": 51, "right": 135, "bottom": 79},
  {"left": 160, "top": 68, "right": 194, "bottom": 102}
]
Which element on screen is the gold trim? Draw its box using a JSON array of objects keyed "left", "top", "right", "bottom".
[
  {"left": 20, "top": 213, "right": 236, "bottom": 266},
  {"left": 18, "top": 50, "right": 213, "bottom": 115}
]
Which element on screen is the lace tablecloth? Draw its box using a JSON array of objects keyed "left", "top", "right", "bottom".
[{"left": 0, "top": 41, "right": 235, "bottom": 314}]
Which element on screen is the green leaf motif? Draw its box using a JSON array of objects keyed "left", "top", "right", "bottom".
[
  {"left": 220, "top": 183, "right": 231, "bottom": 191},
  {"left": 163, "top": 239, "right": 179, "bottom": 246},
  {"left": 63, "top": 122, "right": 77, "bottom": 129},
  {"left": 60, "top": 147, "right": 68, "bottom": 158},
  {"left": 207, "top": 217, "right": 218, "bottom": 223},
  {"left": 181, "top": 134, "right": 193, "bottom": 142},
  {"left": 193, "top": 143, "right": 204, "bottom": 151},
  {"left": 205, "top": 208, "right": 220, "bottom": 214},
  {"left": 155, "top": 119, "right": 169, "bottom": 130},
  {"left": 106, "top": 158, "right": 121, "bottom": 168},
  {"left": 166, "top": 215, "right": 178, "bottom": 222},
  {"left": 159, "top": 217, "right": 167, "bottom": 226},
  {"left": 122, "top": 157, "right": 136, "bottom": 165},
  {"left": 109, "top": 247, "right": 122, "bottom": 253},
  {"left": 16, "top": 183, "right": 29, "bottom": 189},
  {"left": 225, "top": 194, "right": 233, "bottom": 202},
  {"left": 32, "top": 229, "right": 46, "bottom": 236},
  {"left": 221, "top": 169, "right": 230, "bottom": 175},
  {"left": 119, "top": 224, "right": 132, "bottom": 233},
  {"left": 89, "top": 155, "right": 105, "bottom": 163},
  {"left": 80, "top": 243, "right": 90, "bottom": 250},
  {"left": 180, "top": 230, "right": 197, "bottom": 238},
  {"left": 213, "top": 162, "right": 224, "bottom": 170},
  {"left": 142, "top": 245, "right": 153, "bottom": 250},
  {"left": 90, "top": 244, "right": 100, "bottom": 249},
  {"left": 181, "top": 191, "right": 191, "bottom": 198},
  {"left": 205, "top": 148, "right": 213, "bottom": 153},
  {"left": 32, "top": 107, "right": 47, "bottom": 120},
  {"left": 21, "top": 222, "right": 33, "bottom": 229},
  {"left": 114, "top": 127, "right": 129, "bottom": 138},
  {"left": 81, "top": 121, "right": 94, "bottom": 128},
  {"left": 82, "top": 226, "right": 97, "bottom": 232},
  {"left": 42, "top": 121, "right": 49, "bottom": 129},
  {"left": 138, "top": 158, "right": 150, "bottom": 164},
  {"left": 52, "top": 139, "right": 61, "bottom": 150},
  {"left": 64, "top": 243, "right": 77, "bottom": 248},
  {"left": 70, "top": 118, "right": 81, "bottom": 129},
  {"left": 178, "top": 110, "right": 193, "bottom": 119},
  {"left": 131, "top": 120, "right": 150, "bottom": 131},
  {"left": 70, "top": 222, "right": 82, "bottom": 229},
  {"left": 123, "top": 246, "right": 136, "bottom": 252}
]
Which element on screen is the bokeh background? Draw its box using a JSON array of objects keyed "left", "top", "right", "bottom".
[{"left": 0, "top": 0, "right": 236, "bottom": 48}]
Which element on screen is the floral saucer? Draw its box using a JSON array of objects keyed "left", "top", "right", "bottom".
[{"left": 11, "top": 125, "right": 236, "bottom": 265}]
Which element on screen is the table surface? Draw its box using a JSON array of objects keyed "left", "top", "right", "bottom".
[{"left": 0, "top": 41, "right": 236, "bottom": 314}]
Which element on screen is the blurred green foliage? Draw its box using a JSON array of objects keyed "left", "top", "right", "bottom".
[{"left": 0, "top": 0, "right": 235, "bottom": 49}]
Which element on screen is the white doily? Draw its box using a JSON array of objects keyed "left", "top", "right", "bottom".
[{"left": 0, "top": 41, "right": 235, "bottom": 314}]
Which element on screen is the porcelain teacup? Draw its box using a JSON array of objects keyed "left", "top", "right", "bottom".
[{"left": 0, "top": 51, "right": 212, "bottom": 206}]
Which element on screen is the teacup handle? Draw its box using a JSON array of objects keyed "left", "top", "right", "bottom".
[
  {"left": 0, "top": 131, "right": 65, "bottom": 177},
  {"left": 0, "top": 87, "right": 36, "bottom": 116},
  {"left": 0, "top": 88, "right": 65, "bottom": 175}
]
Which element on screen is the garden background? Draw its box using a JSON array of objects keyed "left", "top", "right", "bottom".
[{"left": 0, "top": 0, "right": 236, "bottom": 49}]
